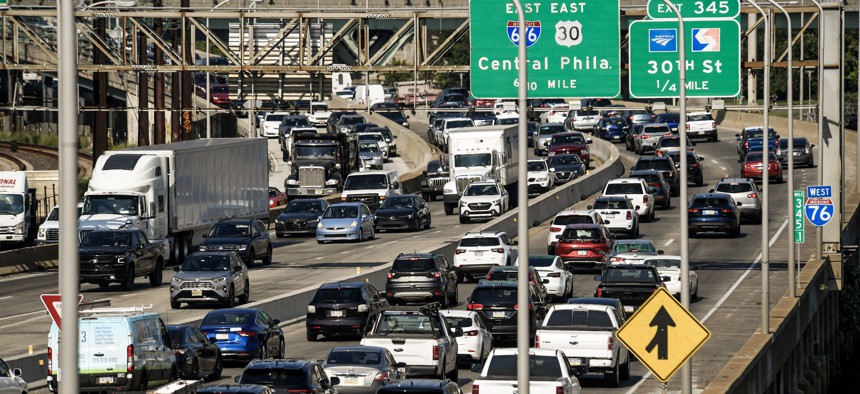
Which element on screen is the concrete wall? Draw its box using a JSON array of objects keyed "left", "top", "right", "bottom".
[{"left": 0, "top": 244, "right": 58, "bottom": 276}]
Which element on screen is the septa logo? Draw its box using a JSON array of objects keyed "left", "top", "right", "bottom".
[
  {"left": 649, "top": 29, "right": 677, "bottom": 52},
  {"left": 692, "top": 28, "right": 720, "bottom": 52}
]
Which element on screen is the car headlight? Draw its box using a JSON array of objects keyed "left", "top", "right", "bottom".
[
  {"left": 15, "top": 222, "right": 23, "bottom": 234},
  {"left": 37, "top": 227, "right": 46, "bottom": 238},
  {"left": 341, "top": 127, "right": 349, "bottom": 132},
  {"left": 444, "top": 187, "right": 455, "bottom": 194},
  {"left": 460, "top": 200, "right": 467, "bottom": 207},
  {"left": 286, "top": 179, "right": 299, "bottom": 186},
  {"left": 172, "top": 276, "right": 183, "bottom": 283},
  {"left": 357, "top": 304, "right": 368, "bottom": 313},
  {"left": 536, "top": 177, "right": 547, "bottom": 182},
  {"left": 407, "top": 213, "right": 414, "bottom": 219},
  {"left": 493, "top": 199, "right": 502, "bottom": 206},
  {"left": 237, "top": 244, "right": 247, "bottom": 251},
  {"left": 317, "top": 222, "right": 323, "bottom": 229},
  {"left": 349, "top": 220, "right": 358, "bottom": 228},
  {"left": 213, "top": 277, "right": 227, "bottom": 283},
  {"left": 307, "top": 305, "right": 316, "bottom": 313},
  {"left": 325, "top": 179, "right": 340, "bottom": 186},
  {"left": 199, "top": 245, "right": 208, "bottom": 251}
]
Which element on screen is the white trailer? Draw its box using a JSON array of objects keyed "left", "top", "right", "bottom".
[
  {"left": 442, "top": 125, "right": 519, "bottom": 215},
  {"left": 79, "top": 138, "right": 269, "bottom": 264}
]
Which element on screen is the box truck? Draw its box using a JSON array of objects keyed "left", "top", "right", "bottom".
[
  {"left": 78, "top": 138, "right": 269, "bottom": 264},
  {"left": 0, "top": 171, "right": 37, "bottom": 246}
]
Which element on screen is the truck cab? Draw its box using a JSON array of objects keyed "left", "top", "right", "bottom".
[
  {"left": 285, "top": 133, "right": 359, "bottom": 197},
  {"left": 341, "top": 170, "right": 402, "bottom": 212},
  {"left": 0, "top": 171, "right": 37, "bottom": 246}
]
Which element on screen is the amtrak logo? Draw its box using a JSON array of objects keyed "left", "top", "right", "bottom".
[{"left": 649, "top": 29, "right": 677, "bottom": 52}]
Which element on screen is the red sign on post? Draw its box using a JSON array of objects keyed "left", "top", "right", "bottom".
[{"left": 40, "top": 294, "right": 83, "bottom": 331}]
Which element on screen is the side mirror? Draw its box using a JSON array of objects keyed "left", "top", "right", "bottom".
[
  {"left": 202, "top": 234, "right": 209, "bottom": 238},
  {"left": 272, "top": 319, "right": 281, "bottom": 325},
  {"left": 708, "top": 189, "right": 715, "bottom": 193},
  {"left": 13, "top": 368, "right": 21, "bottom": 377},
  {"left": 811, "top": 144, "right": 816, "bottom": 148},
  {"left": 542, "top": 279, "right": 550, "bottom": 284},
  {"left": 209, "top": 337, "right": 218, "bottom": 344},
  {"left": 555, "top": 235, "right": 561, "bottom": 239},
  {"left": 658, "top": 250, "right": 665, "bottom": 255},
  {"left": 662, "top": 276, "right": 672, "bottom": 282},
  {"left": 736, "top": 202, "right": 743, "bottom": 206},
  {"left": 234, "top": 266, "right": 243, "bottom": 273},
  {"left": 635, "top": 205, "right": 641, "bottom": 210},
  {"left": 604, "top": 220, "right": 610, "bottom": 225},
  {"left": 173, "top": 266, "right": 180, "bottom": 271},
  {"left": 593, "top": 274, "right": 603, "bottom": 281},
  {"left": 586, "top": 138, "right": 594, "bottom": 144},
  {"left": 512, "top": 240, "right": 518, "bottom": 245},
  {"left": 587, "top": 205, "right": 593, "bottom": 210},
  {"left": 149, "top": 201, "right": 157, "bottom": 218},
  {"left": 234, "top": 376, "right": 241, "bottom": 383},
  {"left": 470, "top": 363, "right": 484, "bottom": 373},
  {"left": 698, "top": 156, "right": 705, "bottom": 161},
  {"left": 329, "top": 377, "right": 340, "bottom": 386}
]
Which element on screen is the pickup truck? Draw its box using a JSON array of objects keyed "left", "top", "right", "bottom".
[
  {"left": 737, "top": 126, "right": 779, "bottom": 160},
  {"left": 534, "top": 304, "right": 631, "bottom": 387},
  {"left": 360, "top": 303, "right": 460, "bottom": 381},
  {"left": 471, "top": 348, "right": 582, "bottom": 394},
  {"left": 78, "top": 229, "right": 166, "bottom": 290},
  {"left": 686, "top": 112, "right": 718, "bottom": 142},
  {"left": 594, "top": 264, "right": 668, "bottom": 316}
]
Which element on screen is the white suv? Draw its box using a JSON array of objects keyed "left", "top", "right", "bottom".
[
  {"left": 527, "top": 159, "right": 555, "bottom": 195},
  {"left": 602, "top": 178, "right": 656, "bottom": 222},
  {"left": 546, "top": 209, "right": 604, "bottom": 254},
  {"left": 453, "top": 231, "right": 518, "bottom": 282},
  {"left": 459, "top": 180, "right": 509, "bottom": 224}
]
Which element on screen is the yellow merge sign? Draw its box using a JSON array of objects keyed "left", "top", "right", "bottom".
[{"left": 616, "top": 287, "right": 710, "bottom": 382}]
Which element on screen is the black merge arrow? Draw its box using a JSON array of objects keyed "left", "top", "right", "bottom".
[{"left": 645, "top": 306, "right": 676, "bottom": 360}]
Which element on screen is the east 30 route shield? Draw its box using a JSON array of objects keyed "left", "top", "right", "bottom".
[
  {"left": 616, "top": 287, "right": 711, "bottom": 382},
  {"left": 469, "top": 0, "right": 621, "bottom": 99},
  {"left": 628, "top": 18, "right": 741, "bottom": 98}
]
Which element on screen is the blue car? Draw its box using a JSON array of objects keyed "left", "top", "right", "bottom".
[
  {"left": 654, "top": 112, "right": 680, "bottom": 132},
  {"left": 316, "top": 202, "right": 375, "bottom": 244},
  {"left": 199, "top": 308, "right": 285, "bottom": 362},
  {"left": 687, "top": 193, "right": 742, "bottom": 238},
  {"left": 595, "top": 116, "right": 628, "bottom": 142}
]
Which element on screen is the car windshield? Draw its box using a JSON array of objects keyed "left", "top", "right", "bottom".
[
  {"left": 668, "top": 152, "right": 698, "bottom": 163},
  {"left": 454, "top": 153, "right": 492, "bottom": 167},
  {"left": 464, "top": 184, "right": 499, "bottom": 196},
  {"left": 81, "top": 195, "right": 139, "bottom": 216},
  {"left": 201, "top": 310, "right": 254, "bottom": 326},
  {"left": 549, "top": 155, "right": 582, "bottom": 166},
  {"left": 528, "top": 161, "right": 547, "bottom": 171},
  {"left": 265, "top": 114, "right": 286, "bottom": 122},
  {"left": 326, "top": 350, "right": 382, "bottom": 366},
  {"left": 656, "top": 113, "right": 680, "bottom": 123},
  {"left": 546, "top": 310, "right": 613, "bottom": 328},
  {"left": 745, "top": 152, "right": 778, "bottom": 161},
  {"left": 552, "top": 134, "right": 586, "bottom": 145},
  {"left": 283, "top": 117, "right": 310, "bottom": 126},
  {"left": 471, "top": 111, "right": 495, "bottom": 118},
  {"left": 359, "top": 133, "right": 384, "bottom": 143},
  {"left": 374, "top": 313, "right": 439, "bottom": 335},
  {"left": 603, "top": 268, "right": 656, "bottom": 283},
  {"left": 779, "top": 138, "right": 808, "bottom": 147},
  {"left": 487, "top": 270, "right": 524, "bottom": 281},
  {"left": 446, "top": 120, "right": 474, "bottom": 129},
  {"left": 613, "top": 242, "right": 656, "bottom": 253},
  {"left": 602, "top": 117, "right": 626, "bottom": 126},
  {"left": 484, "top": 355, "right": 563, "bottom": 381},
  {"left": 380, "top": 197, "right": 414, "bottom": 209},
  {"left": 312, "top": 287, "right": 363, "bottom": 303},
  {"left": 360, "top": 143, "right": 380, "bottom": 153},
  {"left": 605, "top": 183, "right": 644, "bottom": 195},
  {"left": 294, "top": 146, "right": 336, "bottom": 160},
  {"left": 444, "top": 316, "right": 473, "bottom": 329},
  {"left": 634, "top": 159, "right": 673, "bottom": 171},
  {"left": 181, "top": 254, "right": 231, "bottom": 271},
  {"left": 539, "top": 125, "right": 565, "bottom": 136},
  {"left": 644, "top": 125, "right": 671, "bottom": 134},
  {"left": 80, "top": 231, "right": 131, "bottom": 247},
  {"left": 659, "top": 138, "right": 682, "bottom": 148},
  {"left": 392, "top": 258, "right": 435, "bottom": 271},
  {"left": 323, "top": 206, "right": 359, "bottom": 219},
  {"left": 637, "top": 174, "right": 661, "bottom": 184},
  {"left": 528, "top": 256, "right": 557, "bottom": 267},
  {"left": 691, "top": 197, "right": 731, "bottom": 207},
  {"left": 553, "top": 214, "right": 594, "bottom": 226},
  {"left": 284, "top": 201, "right": 323, "bottom": 214},
  {"left": 497, "top": 117, "right": 518, "bottom": 125},
  {"left": 561, "top": 228, "right": 602, "bottom": 242},
  {"left": 344, "top": 174, "right": 388, "bottom": 190},
  {"left": 427, "top": 161, "right": 444, "bottom": 173},
  {"left": 688, "top": 113, "right": 713, "bottom": 121},
  {"left": 459, "top": 237, "right": 500, "bottom": 247},
  {"left": 470, "top": 288, "right": 517, "bottom": 306},
  {"left": 745, "top": 129, "right": 777, "bottom": 139},
  {"left": 716, "top": 182, "right": 754, "bottom": 193},
  {"left": 46, "top": 207, "right": 59, "bottom": 221},
  {"left": 594, "top": 199, "right": 630, "bottom": 210},
  {"left": 166, "top": 328, "right": 187, "bottom": 346},
  {"left": 341, "top": 116, "right": 364, "bottom": 125},
  {"left": 312, "top": 104, "right": 329, "bottom": 112},
  {"left": 212, "top": 85, "right": 229, "bottom": 94},
  {"left": 645, "top": 258, "right": 681, "bottom": 269},
  {"left": 209, "top": 223, "right": 250, "bottom": 237},
  {"left": 240, "top": 369, "right": 308, "bottom": 388}
]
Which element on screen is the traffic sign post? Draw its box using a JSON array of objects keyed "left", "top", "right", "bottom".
[
  {"left": 647, "top": 0, "right": 740, "bottom": 19},
  {"left": 628, "top": 19, "right": 741, "bottom": 98},
  {"left": 469, "top": 0, "right": 621, "bottom": 98},
  {"left": 616, "top": 288, "right": 711, "bottom": 382},
  {"left": 40, "top": 294, "right": 83, "bottom": 331},
  {"left": 805, "top": 185, "right": 834, "bottom": 227},
  {"left": 794, "top": 190, "right": 805, "bottom": 243}
]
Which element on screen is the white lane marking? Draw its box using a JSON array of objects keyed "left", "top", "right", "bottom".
[
  {"left": 0, "top": 296, "right": 12, "bottom": 301},
  {"left": 711, "top": 160, "right": 720, "bottom": 164},
  {"left": 624, "top": 218, "right": 789, "bottom": 394},
  {"left": 432, "top": 230, "right": 442, "bottom": 234},
  {"left": 720, "top": 166, "right": 727, "bottom": 171},
  {"left": 663, "top": 239, "right": 674, "bottom": 247},
  {"left": 315, "top": 257, "right": 323, "bottom": 260},
  {"left": 0, "top": 310, "right": 43, "bottom": 322}
]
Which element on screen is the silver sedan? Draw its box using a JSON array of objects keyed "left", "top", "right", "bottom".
[{"left": 323, "top": 346, "right": 403, "bottom": 394}]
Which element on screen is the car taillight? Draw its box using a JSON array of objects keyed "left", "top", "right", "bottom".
[
  {"left": 691, "top": 162, "right": 699, "bottom": 167},
  {"left": 747, "top": 193, "right": 758, "bottom": 198},
  {"left": 47, "top": 346, "right": 52, "bottom": 375},
  {"left": 491, "top": 248, "right": 505, "bottom": 253},
  {"left": 546, "top": 272, "right": 561, "bottom": 278},
  {"left": 387, "top": 272, "right": 396, "bottom": 279},
  {"left": 514, "top": 304, "right": 533, "bottom": 310},
  {"left": 433, "top": 272, "right": 442, "bottom": 278},
  {"left": 721, "top": 209, "right": 732, "bottom": 213},
  {"left": 596, "top": 288, "right": 603, "bottom": 297},
  {"left": 643, "top": 195, "right": 648, "bottom": 203},
  {"left": 656, "top": 151, "right": 663, "bottom": 156},
  {"left": 641, "top": 134, "right": 650, "bottom": 139},
  {"left": 465, "top": 330, "right": 479, "bottom": 336},
  {"left": 535, "top": 334, "right": 540, "bottom": 348},
  {"left": 237, "top": 331, "right": 256, "bottom": 337},
  {"left": 626, "top": 211, "right": 632, "bottom": 220},
  {"left": 611, "top": 257, "right": 626, "bottom": 263},
  {"left": 467, "top": 303, "right": 484, "bottom": 311},
  {"left": 127, "top": 344, "right": 134, "bottom": 373},
  {"left": 557, "top": 387, "right": 564, "bottom": 394},
  {"left": 686, "top": 124, "right": 690, "bottom": 130},
  {"left": 608, "top": 337, "right": 614, "bottom": 350},
  {"left": 744, "top": 141, "right": 749, "bottom": 149},
  {"left": 711, "top": 122, "right": 716, "bottom": 128},
  {"left": 473, "top": 384, "right": 480, "bottom": 394},
  {"left": 433, "top": 345, "right": 440, "bottom": 360},
  {"left": 174, "top": 348, "right": 187, "bottom": 356},
  {"left": 375, "top": 371, "right": 389, "bottom": 382},
  {"left": 550, "top": 226, "right": 562, "bottom": 232},
  {"left": 455, "top": 248, "right": 466, "bottom": 254},
  {"left": 689, "top": 209, "right": 699, "bottom": 213}
]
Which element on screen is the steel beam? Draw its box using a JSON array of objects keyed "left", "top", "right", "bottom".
[
  {"left": 820, "top": 1, "right": 842, "bottom": 254},
  {"left": 422, "top": 18, "right": 467, "bottom": 66}
]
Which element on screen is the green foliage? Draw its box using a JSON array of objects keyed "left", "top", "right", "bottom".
[
  {"left": 433, "top": 29, "right": 470, "bottom": 89},
  {"left": 383, "top": 59, "right": 415, "bottom": 85},
  {"left": 195, "top": 41, "right": 224, "bottom": 57},
  {"left": 78, "top": 177, "right": 90, "bottom": 199}
]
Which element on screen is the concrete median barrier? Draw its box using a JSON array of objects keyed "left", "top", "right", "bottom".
[{"left": 0, "top": 244, "right": 58, "bottom": 275}]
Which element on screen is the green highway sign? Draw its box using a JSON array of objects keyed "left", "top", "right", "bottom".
[
  {"left": 794, "top": 190, "right": 805, "bottom": 243},
  {"left": 0, "top": 0, "right": 7, "bottom": 9},
  {"left": 469, "top": 0, "right": 621, "bottom": 99},
  {"left": 628, "top": 19, "right": 741, "bottom": 98},
  {"left": 647, "top": 0, "right": 740, "bottom": 20}
]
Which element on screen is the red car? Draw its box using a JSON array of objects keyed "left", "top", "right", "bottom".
[
  {"left": 548, "top": 132, "right": 591, "bottom": 168},
  {"left": 554, "top": 223, "right": 612, "bottom": 270},
  {"left": 741, "top": 151, "right": 784, "bottom": 183},
  {"left": 268, "top": 187, "right": 287, "bottom": 208}
]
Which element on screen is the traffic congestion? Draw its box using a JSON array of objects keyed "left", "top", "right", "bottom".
[{"left": 2, "top": 88, "right": 814, "bottom": 394}]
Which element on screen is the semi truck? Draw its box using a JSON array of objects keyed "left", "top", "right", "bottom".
[
  {"left": 284, "top": 133, "right": 359, "bottom": 197},
  {"left": 442, "top": 125, "right": 519, "bottom": 215},
  {"left": 0, "top": 171, "right": 37, "bottom": 247},
  {"left": 78, "top": 138, "right": 269, "bottom": 264}
]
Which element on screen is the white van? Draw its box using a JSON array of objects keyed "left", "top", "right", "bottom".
[
  {"left": 353, "top": 84, "right": 385, "bottom": 107},
  {"left": 47, "top": 307, "right": 177, "bottom": 392},
  {"left": 341, "top": 170, "right": 402, "bottom": 212}
]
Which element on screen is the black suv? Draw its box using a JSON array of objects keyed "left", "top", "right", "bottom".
[
  {"left": 666, "top": 150, "right": 705, "bottom": 187},
  {"left": 466, "top": 280, "right": 546, "bottom": 342},
  {"left": 200, "top": 219, "right": 272, "bottom": 266},
  {"left": 632, "top": 156, "right": 679, "bottom": 196},
  {"left": 376, "top": 379, "right": 461, "bottom": 394},
  {"left": 306, "top": 281, "right": 388, "bottom": 341},
  {"left": 235, "top": 359, "right": 339, "bottom": 394},
  {"left": 326, "top": 111, "right": 358, "bottom": 133},
  {"left": 421, "top": 159, "right": 449, "bottom": 202},
  {"left": 385, "top": 253, "right": 458, "bottom": 307},
  {"left": 630, "top": 169, "right": 672, "bottom": 210}
]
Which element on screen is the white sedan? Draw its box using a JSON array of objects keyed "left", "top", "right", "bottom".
[
  {"left": 515, "top": 255, "right": 573, "bottom": 301},
  {"left": 642, "top": 255, "right": 699, "bottom": 299},
  {"left": 440, "top": 310, "right": 493, "bottom": 364}
]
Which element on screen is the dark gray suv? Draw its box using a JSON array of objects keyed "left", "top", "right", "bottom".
[
  {"left": 385, "top": 253, "right": 458, "bottom": 307},
  {"left": 199, "top": 219, "right": 272, "bottom": 266}
]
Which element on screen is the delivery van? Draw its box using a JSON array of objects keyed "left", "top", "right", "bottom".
[{"left": 47, "top": 306, "right": 177, "bottom": 392}]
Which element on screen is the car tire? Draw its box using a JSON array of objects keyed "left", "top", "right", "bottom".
[
  {"left": 121, "top": 265, "right": 135, "bottom": 291},
  {"left": 445, "top": 361, "right": 459, "bottom": 382},
  {"left": 263, "top": 244, "right": 272, "bottom": 265},
  {"left": 448, "top": 283, "right": 458, "bottom": 306},
  {"left": 692, "top": 283, "right": 699, "bottom": 300},
  {"left": 276, "top": 233, "right": 285, "bottom": 238},
  {"left": 190, "top": 359, "right": 199, "bottom": 380},
  {"left": 547, "top": 245, "right": 556, "bottom": 255},
  {"left": 209, "top": 356, "right": 223, "bottom": 380},
  {"left": 444, "top": 204, "right": 454, "bottom": 215},
  {"left": 239, "top": 281, "right": 250, "bottom": 304},
  {"left": 170, "top": 298, "right": 181, "bottom": 309},
  {"left": 422, "top": 192, "right": 430, "bottom": 201},
  {"left": 425, "top": 215, "right": 432, "bottom": 230},
  {"left": 357, "top": 229, "right": 364, "bottom": 243},
  {"left": 663, "top": 198, "right": 671, "bottom": 210},
  {"left": 307, "top": 330, "right": 318, "bottom": 342},
  {"left": 149, "top": 260, "right": 163, "bottom": 287},
  {"left": 97, "top": 281, "right": 110, "bottom": 289},
  {"left": 224, "top": 285, "right": 235, "bottom": 307},
  {"left": 620, "top": 357, "right": 631, "bottom": 380},
  {"left": 259, "top": 339, "right": 268, "bottom": 359},
  {"left": 696, "top": 176, "right": 704, "bottom": 187},
  {"left": 604, "top": 361, "right": 620, "bottom": 387},
  {"left": 459, "top": 215, "right": 469, "bottom": 224},
  {"left": 247, "top": 248, "right": 256, "bottom": 268},
  {"left": 734, "top": 224, "right": 742, "bottom": 238},
  {"left": 136, "top": 372, "right": 148, "bottom": 391}
]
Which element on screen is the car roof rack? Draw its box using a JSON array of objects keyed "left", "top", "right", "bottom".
[{"left": 80, "top": 304, "right": 154, "bottom": 316}]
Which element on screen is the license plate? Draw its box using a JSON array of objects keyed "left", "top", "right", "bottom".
[
  {"left": 492, "top": 311, "right": 506, "bottom": 318},
  {"left": 191, "top": 290, "right": 203, "bottom": 297},
  {"left": 473, "top": 251, "right": 483, "bottom": 257},
  {"left": 613, "top": 136, "right": 620, "bottom": 140},
  {"left": 344, "top": 377, "right": 359, "bottom": 385},
  {"left": 577, "top": 250, "right": 587, "bottom": 256},
  {"left": 604, "top": 214, "right": 615, "bottom": 219},
  {"left": 216, "top": 333, "right": 229, "bottom": 340},
  {"left": 98, "top": 377, "right": 114, "bottom": 384},
  {"left": 329, "top": 310, "right": 345, "bottom": 317},
  {"left": 314, "top": 189, "right": 323, "bottom": 195},
  {"left": 624, "top": 306, "right": 634, "bottom": 313},
  {"left": 568, "top": 358, "right": 584, "bottom": 366},
  {"left": 703, "top": 209, "right": 717, "bottom": 215}
]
